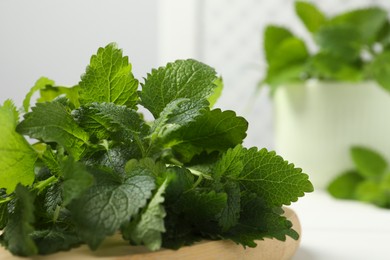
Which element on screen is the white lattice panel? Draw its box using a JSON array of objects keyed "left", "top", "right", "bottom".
[{"left": 198, "top": 0, "right": 390, "bottom": 149}]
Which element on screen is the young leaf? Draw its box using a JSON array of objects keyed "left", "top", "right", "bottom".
[
  {"left": 125, "top": 178, "right": 169, "bottom": 251},
  {"left": 350, "top": 146, "right": 388, "bottom": 178},
  {"left": 16, "top": 101, "right": 89, "bottom": 160},
  {"left": 1, "top": 185, "right": 37, "bottom": 256},
  {"left": 140, "top": 59, "right": 219, "bottom": 118},
  {"left": 79, "top": 43, "right": 139, "bottom": 108},
  {"left": 23, "top": 77, "right": 55, "bottom": 112},
  {"left": 327, "top": 170, "right": 364, "bottom": 199},
  {"left": 70, "top": 169, "right": 155, "bottom": 249},
  {"left": 0, "top": 100, "right": 37, "bottom": 194},
  {"left": 234, "top": 147, "right": 313, "bottom": 206},
  {"left": 295, "top": 1, "right": 327, "bottom": 33}
]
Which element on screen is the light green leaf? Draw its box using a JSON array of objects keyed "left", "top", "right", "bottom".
[
  {"left": 79, "top": 43, "right": 139, "bottom": 108},
  {"left": 38, "top": 85, "right": 80, "bottom": 108},
  {"left": 127, "top": 178, "right": 169, "bottom": 251},
  {"left": 295, "top": 1, "right": 327, "bottom": 33},
  {"left": 208, "top": 77, "right": 223, "bottom": 108},
  {"left": 0, "top": 100, "right": 37, "bottom": 194},
  {"left": 351, "top": 146, "right": 387, "bottom": 178},
  {"left": 70, "top": 169, "right": 155, "bottom": 249},
  {"left": 140, "top": 59, "right": 219, "bottom": 118},
  {"left": 23, "top": 77, "right": 55, "bottom": 112},
  {"left": 16, "top": 101, "right": 89, "bottom": 160},
  {"left": 355, "top": 180, "right": 387, "bottom": 207}
]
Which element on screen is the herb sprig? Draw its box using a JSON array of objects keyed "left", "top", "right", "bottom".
[
  {"left": 0, "top": 43, "right": 313, "bottom": 256},
  {"left": 262, "top": 1, "right": 390, "bottom": 92}
]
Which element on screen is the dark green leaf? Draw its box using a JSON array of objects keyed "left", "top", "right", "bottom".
[
  {"left": 217, "top": 182, "right": 241, "bottom": 232},
  {"left": 164, "top": 109, "right": 248, "bottom": 163},
  {"left": 140, "top": 59, "right": 219, "bottom": 118},
  {"left": 79, "top": 43, "right": 139, "bottom": 108},
  {"left": 70, "top": 169, "right": 155, "bottom": 249},
  {"left": 31, "top": 227, "right": 81, "bottom": 255},
  {"left": 295, "top": 1, "right": 327, "bottom": 33},
  {"left": 16, "top": 101, "right": 89, "bottom": 160},
  {"left": 234, "top": 147, "right": 313, "bottom": 206},
  {"left": 1, "top": 185, "right": 37, "bottom": 256},
  {"left": 0, "top": 202, "right": 8, "bottom": 229}
]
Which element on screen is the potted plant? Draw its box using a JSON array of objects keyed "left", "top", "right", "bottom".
[
  {"left": 0, "top": 43, "right": 313, "bottom": 259},
  {"left": 261, "top": 1, "right": 390, "bottom": 189}
]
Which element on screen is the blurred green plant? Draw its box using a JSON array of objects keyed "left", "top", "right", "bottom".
[
  {"left": 328, "top": 146, "right": 390, "bottom": 208},
  {"left": 261, "top": 1, "right": 390, "bottom": 93}
]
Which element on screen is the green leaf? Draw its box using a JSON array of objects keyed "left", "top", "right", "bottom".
[
  {"left": 217, "top": 182, "right": 241, "bottom": 232},
  {"left": 0, "top": 100, "right": 37, "bottom": 194},
  {"left": 307, "top": 52, "right": 363, "bottom": 81},
  {"left": 164, "top": 109, "right": 248, "bottom": 163},
  {"left": 70, "top": 169, "right": 155, "bottom": 249},
  {"left": 213, "top": 145, "right": 244, "bottom": 182},
  {"left": 0, "top": 202, "right": 8, "bottom": 229},
  {"left": 207, "top": 77, "right": 223, "bottom": 108},
  {"left": 73, "top": 102, "right": 149, "bottom": 143},
  {"left": 351, "top": 146, "right": 387, "bottom": 178},
  {"left": 314, "top": 24, "right": 362, "bottom": 61},
  {"left": 125, "top": 178, "right": 169, "bottom": 251},
  {"left": 330, "top": 7, "right": 387, "bottom": 45},
  {"left": 38, "top": 85, "right": 80, "bottom": 108},
  {"left": 234, "top": 147, "right": 313, "bottom": 206},
  {"left": 79, "top": 43, "right": 139, "bottom": 108},
  {"left": 263, "top": 26, "right": 294, "bottom": 63},
  {"left": 16, "top": 101, "right": 89, "bottom": 160},
  {"left": 367, "top": 51, "right": 390, "bottom": 91},
  {"left": 1, "top": 185, "right": 37, "bottom": 256},
  {"left": 31, "top": 228, "right": 81, "bottom": 255},
  {"left": 327, "top": 170, "right": 364, "bottom": 199},
  {"left": 23, "top": 77, "right": 55, "bottom": 112},
  {"left": 355, "top": 180, "right": 387, "bottom": 207},
  {"left": 150, "top": 99, "right": 209, "bottom": 142},
  {"left": 140, "top": 59, "right": 219, "bottom": 118},
  {"left": 295, "top": 1, "right": 327, "bottom": 33},
  {"left": 60, "top": 156, "right": 94, "bottom": 206}
]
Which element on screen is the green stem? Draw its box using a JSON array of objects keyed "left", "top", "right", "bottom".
[{"left": 34, "top": 176, "right": 57, "bottom": 193}]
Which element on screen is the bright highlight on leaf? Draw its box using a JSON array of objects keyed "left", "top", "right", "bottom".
[{"left": 0, "top": 43, "right": 312, "bottom": 257}]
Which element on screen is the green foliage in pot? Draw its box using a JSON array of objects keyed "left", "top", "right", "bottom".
[
  {"left": 328, "top": 146, "right": 390, "bottom": 208},
  {"left": 0, "top": 43, "right": 313, "bottom": 256},
  {"left": 262, "top": 1, "right": 390, "bottom": 92}
]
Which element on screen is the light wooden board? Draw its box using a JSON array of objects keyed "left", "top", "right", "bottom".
[{"left": 0, "top": 207, "right": 300, "bottom": 260}]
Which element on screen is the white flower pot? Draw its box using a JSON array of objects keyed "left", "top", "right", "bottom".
[{"left": 273, "top": 80, "right": 390, "bottom": 189}]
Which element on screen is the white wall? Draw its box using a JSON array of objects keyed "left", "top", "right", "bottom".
[{"left": 0, "top": 0, "right": 158, "bottom": 106}]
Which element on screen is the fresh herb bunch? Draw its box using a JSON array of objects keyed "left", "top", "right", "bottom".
[
  {"left": 0, "top": 43, "right": 313, "bottom": 257},
  {"left": 262, "top": 1, "right": 390, "bottom": 92},
  {"left": 328, "top": 146, "right": 390, "bottom": 208}
]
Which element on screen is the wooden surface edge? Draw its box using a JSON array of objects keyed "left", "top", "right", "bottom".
[{"left": 0, "top": 207, "right": 301, "bottom": 260}]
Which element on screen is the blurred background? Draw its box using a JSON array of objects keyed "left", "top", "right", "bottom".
[{"left": 1, "top": 0, "right": 390, "bottom": 149}]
